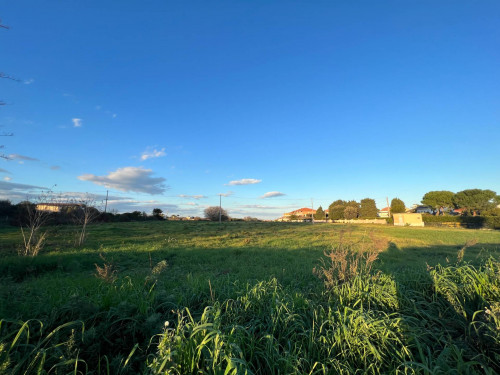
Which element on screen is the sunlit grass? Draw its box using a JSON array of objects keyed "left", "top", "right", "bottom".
[{"left": 0, "top": 221, "right": 499, "bottom": 373}]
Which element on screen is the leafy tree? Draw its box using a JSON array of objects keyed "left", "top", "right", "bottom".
[
  {"left": 314, "top": 206, "right": 325, "bottom": 220},
  {"left": 0, "top": 200, "right": 15, "bottom": 220},
  {"left": 288, "top": 214, "right": 299, "bottom": 221},
  {"left": 453, "top": 189, "right": 497, "bottom": 215},
  {"left": 328, "top": 200, "right": 346, "bottom": 220},
  {"left": 421, "top": 191, "right": 455, "bottom": 212},
  {"left": 359, "top": 198, "right": 378, "bottom": 218},
  {"left": 204, "top": 206, "right": 229, "bottom": 221},
  {"left": 344, "top": 206, "right": 358, "bottom": 220},
  {"left": 345, "top": 200, "right": 360, "bottom": 218},
  {"left": 390, "top": 198, "right": 405, "bottom": 214},
  {"left": 152, "top": 208, "right": 164, "bottom": 220}
]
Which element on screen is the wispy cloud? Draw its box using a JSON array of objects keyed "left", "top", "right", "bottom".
[
  {"left": 72, "top": 118, "right": 82, "bottom": 128},
  {"left": 226, "top": 178, "right": 262, "bottom": 186},
  {"left": 238, "top": 204, "right": 292, "bottom": 210},
  {"left": 78, "top": 166, "right": 168, "bottom": 195},
  {"left": 220, "top": 191, "right": 234, "bottom": 197},
  {"left": 3, "top": 176, "right": 12, "bottom": 181},
  {"left": 141, "top": 147, "right": 166, "bottom": 161},
  {"left": 260, "top": 191, "right": 286, "bottom": 199},
  {"left": 0, "top": 181, "right": 46, "bottom": 192},
  {"left": 0, "top": 181, "right": 47, "bottom": 202},
  {"left": 0, "top": 168, "right": 10, "bottom": 174},
  {"left": 8, "top": 154, "right": 39, "bottom": 161},
  {"left": 50, "top": 166, "right": 61, "bottom": 170},
  {"left": 24, "top": 78, "right": 34, "bottom": 85},
  {"left": 178, "top": 194, "right": 207, "bottom": 199},
  {"left": 107, "top": 199, "right": 180, "bottom": 214}
]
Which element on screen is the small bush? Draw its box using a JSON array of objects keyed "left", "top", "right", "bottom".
[{"left": 313, "top": 231, "right": 387, "bottom": 289}]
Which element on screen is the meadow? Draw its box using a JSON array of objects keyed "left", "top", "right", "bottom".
[{"left": 0, "top": 221, "right": 499, "bottom": 374}]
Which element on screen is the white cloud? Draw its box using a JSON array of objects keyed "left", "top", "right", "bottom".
[
  {"left": 50, "top": 165, "right": 61, "bottom": 170},
  {"left": 260, "top": 191, "right": 286, "bottom": 199},
  {"left": 95, "top": 105, "right": 102, "bottom": 110},
  {"left": 24, "top": 79, "right": 34, "bottom": 85},
  {"left": 141, "top": 147, "right": 166, "bottom": 161},
  {"left": 185, "top": 202, "right": 197, "bottom": 206},
  {"left": 78, "top": 166, "right": 168, "bottom": 195},
  {"left": 112, "top": 114, "right": 117, "bottom": 118},
  {"left": 226, "top": 178, "right": 262, "bottom": 186},
  {"left": 72, "top": 118, "right": 82, "bottom": 127},
  {"left": 220, "top": 191, "right": 234, "bottom": 197},
  {"left": 178, "top": 194, "right": 207, "bottom": 199},
  {"left": 8, "top": 154, "right": 39, "bottom": 161},
  {"left": 3, "top": 176, "right": 12, "bottom": 181}
]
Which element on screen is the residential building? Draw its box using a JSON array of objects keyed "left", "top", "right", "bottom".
[
  {"left": 378, "top": 207, "right": 390, "bottom": 218},
  {"left": 280, "top": 207, "right": 316, "bottom": 221},
  {"left": 36, "top": 203, "right": 83, "bottom": 212}
]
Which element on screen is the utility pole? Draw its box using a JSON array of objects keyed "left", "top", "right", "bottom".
[
  {"left": 104, "top": 190, "right": 109, "bottom": 213},
  {"left": 219, "top": 194, "right": 222, "bottom": 224}
]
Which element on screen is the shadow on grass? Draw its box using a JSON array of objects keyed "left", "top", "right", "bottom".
[{"left": 378, "top": 242, "right": 500, "bottom": 372}]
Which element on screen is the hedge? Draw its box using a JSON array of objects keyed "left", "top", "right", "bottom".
[{"left": 422, "top": 215, "right": 500, "bottom": 229}]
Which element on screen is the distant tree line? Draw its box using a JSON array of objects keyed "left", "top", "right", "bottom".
[
  {"left": 325, "top": 198, "right": 379, "bottom": 220},
  {"left": 323, "top": 188, "right": 499, "bottom": 220},
  {"left": 421, "top": 189, "right": 499, "bottom": 216},
  {"left": 0, "top": 200, "right": 200, "bottom": 226}
]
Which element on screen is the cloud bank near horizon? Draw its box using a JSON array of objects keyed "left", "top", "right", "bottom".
[{"left": 178, "top": 194, "right": 207, "bottom": 199}]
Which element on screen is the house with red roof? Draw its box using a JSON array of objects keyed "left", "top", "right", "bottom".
[
  {"left": 378, "top": 207, "right": 390, "bottom": 218},
  {"left": 280, "top": 207, "right": 316, "bottom": 221}
]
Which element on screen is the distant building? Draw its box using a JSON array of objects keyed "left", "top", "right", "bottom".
[
  {"left": 36, "top": 203, "right": 83, "bottom": 212},
  {"left": 413, "top": 205, "right": 434, "bottom": 214},
  {"left": 393, "top": 213, "right": 424, "bottom": 227},
  {"left": 280, "top": 207, "right": 316, "bottom": 221},
  {"left": 378, "top": 207, "right": 390, "bottom": 218}
]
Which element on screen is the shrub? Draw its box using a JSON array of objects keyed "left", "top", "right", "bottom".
[{"left": 313, "top": 231, "right": 387, "bottom": 288}]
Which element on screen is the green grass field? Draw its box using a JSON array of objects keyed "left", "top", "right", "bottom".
[{"left": 1, "top": 221, "right": 499, "bottom": 374}]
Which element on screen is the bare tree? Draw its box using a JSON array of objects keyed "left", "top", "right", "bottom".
[
  {"left": 18, "top": 192, "right": 53, "bottom": 256},
  {"left": 72, "top": 194, "right": 101, "bottom": 247},
  {"left": 204, "top": 206, "right": 229, "bottom": 222}
]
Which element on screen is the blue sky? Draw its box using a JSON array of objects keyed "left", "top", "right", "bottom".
[{"left": 1, "top": 1, "right": 499, "bottom": 219}]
